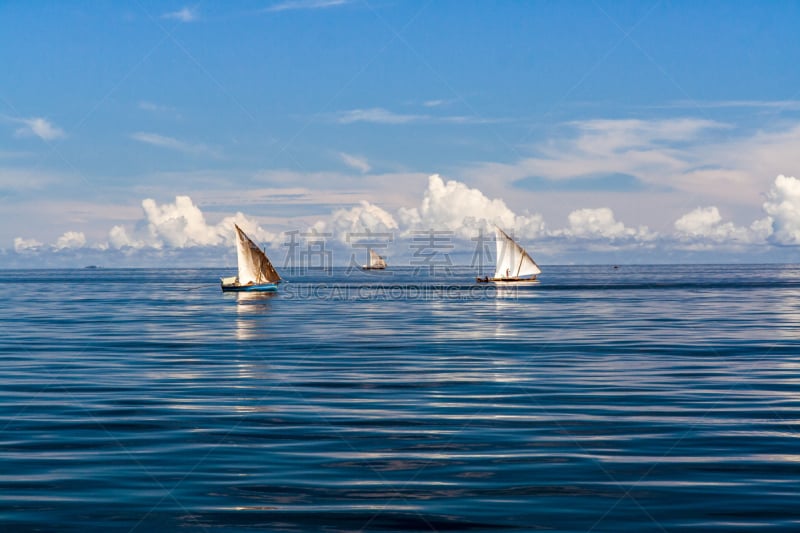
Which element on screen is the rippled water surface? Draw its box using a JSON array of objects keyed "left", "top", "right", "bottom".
[{"left": 2, "top": 265, "right": 800, "bottom": 531}]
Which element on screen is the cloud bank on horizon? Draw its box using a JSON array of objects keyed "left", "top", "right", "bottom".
[{"left": 9, "top": 174, "right": 800, "bottom": 263}]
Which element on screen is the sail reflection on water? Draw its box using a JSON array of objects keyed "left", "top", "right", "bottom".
[{"left": 235, "top": 291, "right": 276, "bottom": 340}]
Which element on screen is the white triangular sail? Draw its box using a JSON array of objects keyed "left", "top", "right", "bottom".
[
  {"left": 368, "top": 249, "right": 387, "bottom": 269},
  {"left": 235, "top": 225, "right": 281, "bottom": 285},
  {"left": 493, "top": 226, "right": 541, "bottom": 279}
]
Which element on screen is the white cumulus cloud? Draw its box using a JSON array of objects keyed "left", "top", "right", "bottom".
[
  {"left": 762, "top": 174, "right": 800, "bottom": 245},
  {"left": 108, "top": 224, "right": 144, "bottom": 250},
  {"left": 560, "top": 207, "right": 654, "bottom": 241},
  {"left": 673, "top": 206, "right": 767, "bottom": 245},
  {"left": 321, "top": 201, "right": 398, "bottom": 242},
  {"left": 398, "top": 174, "right": 545, "bottom": 238},
  {"left": 675, "top": 207, "right": 728, "bottom": 238},
  {"left": 13, "top": 237, "right": 43, "bottom": 252},
  {"left": 107, "top": 196, "right": 277, "bottom": 250},
  {"left": 141, "top": 196, "right": 221, "bottom": 247},
  {"left": 16, "top": 172, "right": 800, "bottom": 263},
  {"left": 54, "top": 231, "right": 86, "bottom": 250}
]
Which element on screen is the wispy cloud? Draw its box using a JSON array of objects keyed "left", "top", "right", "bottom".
[
  {"left": 0, "top": 167, "right": 60, "bottom": 191},
  {"left": 339, "top": 152, "right": 371, "bottom": 173},
  {"left": 330, "top": 107, "right": 504, "bottom": 125},
  {"left": 456, "top": 116, "right": 800, "bottom": 243},
  {"left": 130, "top": 132, "right": 220, "bottom": 157},
  {"left": 664, "top": 100, "right": 800, "bottom": 111},
  {"left": 334, "top": 108, "right": 424, "bottom": 125},
  {"left": 0, "top": 150, "right": 34, "bottom": 160},
  {"left": 138, "top": 101, "right": 175, "bottom": 113},
  {"left": 161, "top": 6, "right": 198, "bottom": 22},
  {"left": 12, "top": 117, "right": 65, "bottom": 141},
  {"left": 265, "top": 0, "right": 351, "bottom": 13},
  {"left": 422, "top": 98, "right": 456, "bottom": 108},
  {"left": 466, "top": 117, "right": 731, "bottom": 193},
  {"left": 439, "top": 115, "right": 507, "bottom": 125},
  {"left": 137, "top": 101, "right": 181, "bottom": 119}
]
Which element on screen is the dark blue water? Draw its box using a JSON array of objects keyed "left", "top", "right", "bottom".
[{"left": 2, "top": 265, "right": 800, "bottom": 531}]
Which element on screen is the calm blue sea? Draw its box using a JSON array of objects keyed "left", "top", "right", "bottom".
[{"left": 2, "top": 265, "right": 800, "bottom": 532}]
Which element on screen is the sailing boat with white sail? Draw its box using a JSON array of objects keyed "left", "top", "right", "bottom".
[
  {"left": 476, "top": 225, "right": 541, "bottom": 283},
  {"left": 220, "top": 224, "right": 282, "bottom": 292},
  {"left": 362, "top": 248, "right": 387, "bottom": 270}
]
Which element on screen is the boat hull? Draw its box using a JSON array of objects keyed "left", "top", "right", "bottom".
[
  {"left": 221, "top": 282, "right": 279, "bottom": 292},
  {"left": 476, "top": 276, "right": 538, "bottom": 283},
  {"left": 361, "top": 266, "right": 386, "bottom": 270}
]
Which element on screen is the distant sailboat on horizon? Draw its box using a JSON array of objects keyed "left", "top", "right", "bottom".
[
  {"left": 362, "top": 248, "right": 387, "bottom": 270},
  {"left": 220, "top": 224, "right": 282, "bottom": 292},
  {"left": 476, "top": 225, "right": 541, "bottom": 283}
]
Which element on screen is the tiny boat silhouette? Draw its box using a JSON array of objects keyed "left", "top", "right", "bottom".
[{"left": 361, "top": 248, "right": 387, "bottom": 270}]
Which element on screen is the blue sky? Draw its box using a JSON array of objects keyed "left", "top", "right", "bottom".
[{"left": 2, "top": 0, "right": 800, "bottom": 267}]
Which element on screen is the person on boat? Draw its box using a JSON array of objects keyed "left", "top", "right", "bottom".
[{"left": 506, "top": 268, "right": 510, "bottom": 278}]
